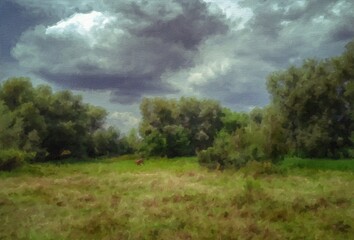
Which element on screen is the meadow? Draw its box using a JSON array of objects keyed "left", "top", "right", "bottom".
[{"left": 0, "top": 157, "right": 353, "bottom": 240}]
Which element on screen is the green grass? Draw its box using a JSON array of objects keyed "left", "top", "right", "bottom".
[
  {"left": 281, "top": 157, "right": 354, "bottom": 172},
  {"left": 0, "top": 156, "right": 353, "bottom": 239}
]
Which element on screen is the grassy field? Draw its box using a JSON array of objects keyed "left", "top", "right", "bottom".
[{"left": 0, "top": 157, "right": 353, "bottom": 240}]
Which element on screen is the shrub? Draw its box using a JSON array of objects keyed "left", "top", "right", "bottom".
[
  {"left": 198, "top": 107, "right": 287, "bottom": 170},
  {"left": 198, "top": 125, "right": 269, "bottom": 170},
  {"left": 198, "top": 131, "right": 248, "bottom": 170},
  {"left": 0, "top": 149, "right": 34, "bottom": 171}
]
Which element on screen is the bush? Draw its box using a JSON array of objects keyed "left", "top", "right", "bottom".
[
  {"left": 0, "top": 149, "right": 34, "bottom": 171},
  {"left": 198, "top": 125, "right": 269, "bottom": 170},
  {"left": 198, "top": 106, "right": 288, "bottom": 170},
  {"left": 198, "top": 131, "right": 248, "bottom": 170}
]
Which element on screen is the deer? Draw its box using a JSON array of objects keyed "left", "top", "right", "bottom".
[{"left": 135, "top": 158, "right": 144, "bottom": 166}]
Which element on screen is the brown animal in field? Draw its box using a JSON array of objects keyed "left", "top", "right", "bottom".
[{"left": 135, "top": 158, "right": 144, "bottom": 165}]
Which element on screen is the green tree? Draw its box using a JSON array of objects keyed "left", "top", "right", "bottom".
[
  {"left": 15, "top": 102, "right": 46, "bottom": 153},
  {"left": 178, "top": 97, "right": 224, "bottom": 152},
  {"left": 198, "top": 106, "right": 289, "bottom": 170},
  {"left": 267, "top": 40, "right": 354, "bottom": 158},
  {"left": 261, "top": 106, "right": 288, "bottom": 160},
  {"left": 140, "top": 128, "right": 167, "bottom": 157},
  {"left": 86, "top": 105, "right": 107, "bottom": 132},
  {"left": 139, "top": 97, "right": 224, "bottom": 157},
  {"left": 221, "top": 108, "right": 249, "bottom": 134},
  {"left": 90, "top": 127, "right": 120, "bottom": 156},
  {"left": 0, "top": 77, "right": 34, "bottom": 110},
  {"left": 163, "top": 124, "right": 190, "bottom": 157},
  {"left": 121, "top": 128, "right": 142, "bottom": 154},
  {"left": 40, "top": 91, "right": 88, "bottom": 158},
  {"left": 0, "top": 78, "right": 46, "bottom": 155},
  {"left": 0, "top": 101, "right": 23, "bottom": 149},
  {"left": 340, "top": 40, "right": 354, "bottom": 156},
  {"left": 0, "top": 77, "right": 122, "bottom": 160}
]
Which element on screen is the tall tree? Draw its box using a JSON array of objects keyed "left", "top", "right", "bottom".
[
  {"left": 139, "top": 97, "right": 224, "bottom": 157},
  {"left": 0, "top": 101, "right": 23, "bottom": 150},
  {"left": 267, "top": 40, "right": 354, "bottom": 158},
  {"left": 0, "top": 77, "right": 120, "bottom": 160}
]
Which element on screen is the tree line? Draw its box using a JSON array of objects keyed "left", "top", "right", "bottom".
[
  {"left": 1, "top": 40, "right": 353, "bottom": 170},
  {"left": 0, "top": 78, "right": 133, "bottom": 170},
  {"left": 138, "top": 40, "right": 354, "bottom": 168}
]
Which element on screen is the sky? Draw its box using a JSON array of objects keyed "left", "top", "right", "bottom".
[{"left": 1, "top": 0, "right": 354, "bottom": 132}]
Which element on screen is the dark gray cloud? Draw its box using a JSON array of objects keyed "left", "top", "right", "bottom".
[
  {"left": 1, "top": 0, "right": 102, "bottom": 60},
  {"left": 237, "top": 0, "right": 354, "bottom": 62},
  {"left": 123, "top": 0, "right": 229, "bottom": 49},
  {"left": 330, "top": 23, "right": 354, "bottom": 42},
  {"left": 0, "top": 1, "right": 53, "bottom": 63},
  {"left": 12, "top": 0, "right": 104, "bottom": 19},
  {"left": 185, "top": 0, "right": 354, "bottom": 110},
  {"left": 11, "top": 0, "right": 229, "bottom": 104}
]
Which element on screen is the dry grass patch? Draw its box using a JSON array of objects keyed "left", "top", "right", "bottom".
[{"left": 0, "top": 157, "right": 353, "bottom": 239}]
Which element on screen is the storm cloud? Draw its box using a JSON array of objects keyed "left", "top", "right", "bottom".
[
  {"left": 11, "top": 0, "right": 229, "bottom": 103},
  {"left": 176, "top": 0, "right": 354, "bottom": 110}
]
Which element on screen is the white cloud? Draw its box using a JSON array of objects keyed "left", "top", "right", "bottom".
[
  {"left": 45, "top": 11, "right": 114, "bottom": 35},
  {"left": 44, "top": 11, "right": 117, "bottom": 48},
  {"left": 107, "top": 111, "right": 140, "bottom": 132},
  {"left": 204, "top": 0, "right": 253, "bottom": 29}
]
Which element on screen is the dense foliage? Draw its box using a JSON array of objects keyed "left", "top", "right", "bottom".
[
  {"left": 139, "top": 97, "right": 224, "bottom": 157},
  {"left": 267, "top": 41, "right": 354, "bottom": 158},
  {"left": 0, "top": 78, "right": 127, "bottom": 168},
  {"left": 198, "top": 106, "right": 288, "bottom": 169},
  {"left": 0, "top": 149, "right": 34, "bottom": 171}
]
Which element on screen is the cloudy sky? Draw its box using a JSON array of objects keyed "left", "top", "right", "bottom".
[{"left": 1, "top": 0, "right": 353, "bottom": 132}]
